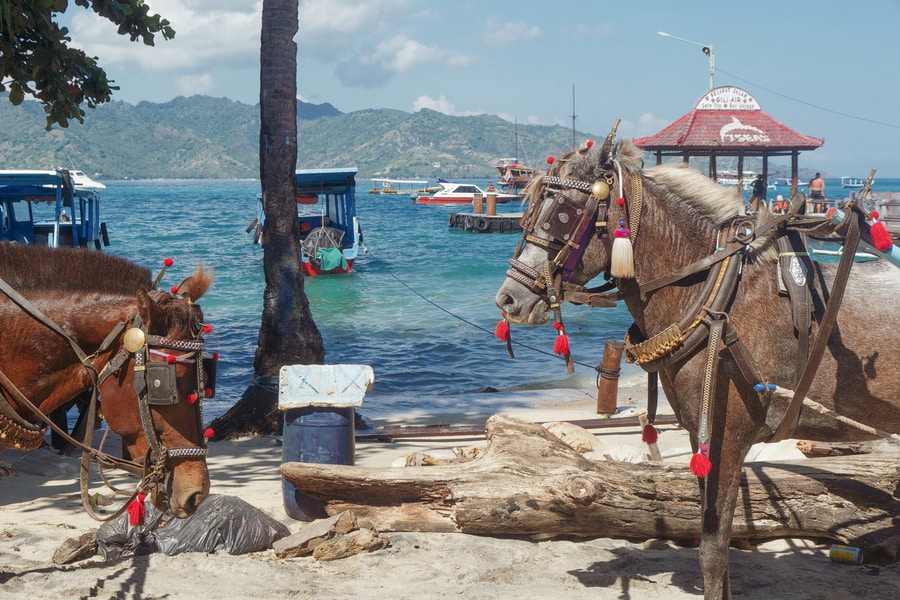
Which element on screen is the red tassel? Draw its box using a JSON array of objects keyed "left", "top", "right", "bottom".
[
  {"left": 641, "top": 424, "right": 658, "bottom": 444},
  {"left": 495, "top": 317, "right": 510, "bottom": 341},
  {"left": 552, "top": 322, "right": 570, "bottom": 355},
  {"left": 869, "top": 211, "right": 893, "bottom": 252},
  {"left": 690, "top": 451, "right": 712, "bottom": 478},
  {"left": 127, "top": 493, "right": 146, "bottom": 526}
]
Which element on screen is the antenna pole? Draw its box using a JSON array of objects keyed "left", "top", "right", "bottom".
[{"left": 570, "top": 84, "right": 576, "bottom": 151}]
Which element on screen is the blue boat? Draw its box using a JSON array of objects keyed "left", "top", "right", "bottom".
[
  {"left": 252, "top": 167, "right": 363, "bottom": 275},
  {"left": 0, "top": 169, "right": 108, "bottom": 249}
]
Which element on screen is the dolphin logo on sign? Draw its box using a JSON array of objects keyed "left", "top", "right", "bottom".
[{"left": 720, "top": 117, "right": 770, "bottom": 144}]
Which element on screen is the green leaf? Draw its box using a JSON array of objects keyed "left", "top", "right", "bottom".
[{"left": 9, "top": 84, "right": 24, "bottom": 105}]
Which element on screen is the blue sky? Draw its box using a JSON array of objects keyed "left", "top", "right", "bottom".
[{"left": 64, "top": 0, "right": 900, "bottom": 176}]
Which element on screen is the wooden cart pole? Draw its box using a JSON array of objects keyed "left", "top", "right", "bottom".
[{"left": 595, "top": 339, "right": 624, "bottom": 414}]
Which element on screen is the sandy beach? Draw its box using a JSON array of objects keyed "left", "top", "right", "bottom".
[{"left": 2, "top": 382, "right": 899, "bottom": 599}]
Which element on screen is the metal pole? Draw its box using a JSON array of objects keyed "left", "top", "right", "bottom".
[{"left": 657, "top": 31, "right": 715, "bottom": 89}]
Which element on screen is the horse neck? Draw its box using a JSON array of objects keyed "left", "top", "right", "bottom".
[{"left": 625, "top": 192, "right": 724, "bottom": 336}]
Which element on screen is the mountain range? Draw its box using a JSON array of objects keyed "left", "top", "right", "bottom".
[{"left": 0, "top": 95, "right": 598, "bottom": 180}]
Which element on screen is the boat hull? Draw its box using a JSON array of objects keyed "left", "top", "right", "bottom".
[{"left": 416, "top": 195, "right": 517, "bottom": 205}]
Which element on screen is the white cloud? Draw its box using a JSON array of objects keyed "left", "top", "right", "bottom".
[
  {"left": 68, "top": 1, "right": 262, "bottom": 73},
  {"left": 412, "top": 95, "right": 482, "bottom": 117},
  {"left": 298, "top": 0, "right": 417, "bottom": 59},
  {"left": 175, "top": 73, "right": 215, "bottom": 97},
  {"left": 336, "top": 35, "right": 472, "bottom": 88},
  {"left": 483, "top": 20, "right": 541, "bottom": 46}
]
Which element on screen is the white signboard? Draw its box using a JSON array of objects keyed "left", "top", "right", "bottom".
[{"left": 696, "top": 86, "right": 761, "bottom": 111}]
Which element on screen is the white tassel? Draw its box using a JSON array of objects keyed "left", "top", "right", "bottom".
[{"left": 611, "top": 218, "right": 634, "bottom": 279}]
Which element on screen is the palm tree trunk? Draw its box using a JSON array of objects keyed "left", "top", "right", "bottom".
[{"left": 211, "top": 0, "right": 325, "bottom": 438}]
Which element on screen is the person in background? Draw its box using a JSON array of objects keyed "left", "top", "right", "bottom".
[
  {"left": 809, "top": 172, "right": 826, "bottom": 213},
  {"left": 749, "top": 173, "right": 766, "bottom": 213}
]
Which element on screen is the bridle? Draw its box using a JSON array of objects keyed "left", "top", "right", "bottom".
[{"left": 0, "top": 274, "right": 215, "bottom": 521}]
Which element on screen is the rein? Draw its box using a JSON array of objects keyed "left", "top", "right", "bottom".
[{"left": 0, "top": 273, "right": 210, "bottom": 521}]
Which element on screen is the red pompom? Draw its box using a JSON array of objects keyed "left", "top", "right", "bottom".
[
  {"left": 869, "top": 213, "right": 893, "bottom": 252},
  {"left": 204, "top": 388, "right": 213, "bottom": 398},
  {"left": 188, "top": 393, "right": 198, "bottom": 404},
  {"left": 202, "top": 324, "right": 213, "bottom": 334},
  {"left": 127, "top": 493, "right": 146, "bottom": 526},
  {"left": 546, "top": 156, "right": 555, "bottom": 165},
  {"left": 163, "top": 257, "right": 174, "bottom": 267},
  {"left": 494, "top": 318, "right": 510, "bottom": 342},
  {"left": 641, "top": 424, "right": 658, "bottom": 444},
  {"left": 586, "top": 140, "right": 594, "bottom": 148},
  {"left": 170, "top": 285, "right": 180, "bottom": 294},
  {"left": 166, "top": 354, "right": 177, "bottom": 364},
  {"left": 617, "top": 196, "right": 625, "bottom": 206},
  {"left": 213, "top": 352, "right": 220, "bottom": 360},
  {"left": 690, "top": 452, "right": 712, "bottom": 478},
  {"left": 552, "top": 322, "right": 570, "bottom": 355},
  {"left": 204, "top": 427, "right": 214, "bottom": 439}
]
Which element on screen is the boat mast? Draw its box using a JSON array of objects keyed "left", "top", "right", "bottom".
[
  {"left": 514, "top": 118, "right": 520, "bottom": 163},
  {"left": 570, "top": 84, "right": 576, "bottom": 152}
]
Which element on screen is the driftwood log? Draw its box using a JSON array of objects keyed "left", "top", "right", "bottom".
[{"left": 282, "top": 414, "right": 900, "bottom": 547}]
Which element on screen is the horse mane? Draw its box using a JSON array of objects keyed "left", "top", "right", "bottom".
[
  {"left": 0, "top": 242, "right": 151, "bottom": 295},
  {"left": 544, "top": 138, "right": 777, "bottom": 263}
]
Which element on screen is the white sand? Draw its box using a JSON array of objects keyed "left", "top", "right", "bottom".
[{"left": 2, "top": 384, "right": 898, "bottom": 599}]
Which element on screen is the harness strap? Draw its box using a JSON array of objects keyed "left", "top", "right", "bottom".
[
  {"left": 776, "top": 230, "right": 813, "bottom": 384},
  {"left": 770, "top": 205, "right": 863, "bottom": 441}
]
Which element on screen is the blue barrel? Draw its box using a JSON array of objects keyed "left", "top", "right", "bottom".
[{"left": 281, "top": 406, "right": 355, "bottom": 521}]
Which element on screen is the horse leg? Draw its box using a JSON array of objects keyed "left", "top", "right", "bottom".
[{"left": 698, "top": 390, "right": 755, "bottom": 600}]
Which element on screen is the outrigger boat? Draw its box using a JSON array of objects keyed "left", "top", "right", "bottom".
[
  {"left": 0, "top": 169, "right": 108, "bottom": 249},
  {"left": 251, "top": 167, "right": 363, "bottom": 276},
  {"left": 367, "top": 178, "right": 428, "bottom": 199}
]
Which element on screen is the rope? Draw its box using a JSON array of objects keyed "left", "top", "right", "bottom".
[{"left": 363, "top": 247, "right": 599, "bottom": 371}]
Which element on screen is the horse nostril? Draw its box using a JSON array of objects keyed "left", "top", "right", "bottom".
[{"left": 185, "top": 491, "right": 207, "bottom": 515}]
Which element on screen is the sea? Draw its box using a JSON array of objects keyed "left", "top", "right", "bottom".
[{"left": 98, "top": 176, "right": 897, "bottom": 423}]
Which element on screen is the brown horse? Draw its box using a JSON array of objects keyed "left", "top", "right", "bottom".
[
  {"left": 495, "top": 137, "right": 900, "bottom": 599},
  {"left": 0, "top": 242, "right": 214, "bottom": 519}
]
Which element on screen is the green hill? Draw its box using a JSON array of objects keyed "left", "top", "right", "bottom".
[{"left": 0, "top": 95, "right": 596, "bottom": 180}]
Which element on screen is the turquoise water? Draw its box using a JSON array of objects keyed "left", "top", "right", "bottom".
[
  {"left": 102, "top": 179, "right": 635, "bottom": 422},
  {"left": 100, "top": 176, "right": 898, "bottom": 422}
]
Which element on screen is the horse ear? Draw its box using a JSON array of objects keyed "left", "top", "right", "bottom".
[
  {"left": 175, "top": 264, "right": 213, "bottom": 302},
  {"left": 598, "top": 118, "right": 621, "bottom": 164},
  {"left": 137, "top": 289, "right": 167, "bottom": 330}
]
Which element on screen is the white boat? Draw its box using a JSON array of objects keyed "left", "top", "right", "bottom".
[
  {"left": 415, "top": 181, "right": 520, "bottom": 205},
  {"left": 841, "top": 176, "right": 870, "bottom": 189},
  {"left": 716, "top": 170, "right": 756, "bottom": 191},
  {"left": 69, "top": 169, "right": 106, "bottom": 191}
]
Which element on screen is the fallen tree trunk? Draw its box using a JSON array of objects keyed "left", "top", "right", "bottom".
[{"left": 282, "top": 414, "right": 900, "bottom": 546}]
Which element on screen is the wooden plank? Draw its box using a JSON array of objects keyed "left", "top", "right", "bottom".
[{"left": 355, "top": 413, "right": 680, "bottom": 442}]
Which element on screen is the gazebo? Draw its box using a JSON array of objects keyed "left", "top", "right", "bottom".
[{"left": 633, "top": 86, "right": 823, "bottom": 197}]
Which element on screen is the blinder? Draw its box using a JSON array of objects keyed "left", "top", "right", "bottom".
[{"left": 146, "top": 361, "right": 179, "bottom": 405}]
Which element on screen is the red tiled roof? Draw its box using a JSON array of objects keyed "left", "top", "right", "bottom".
[{"left": 633, "top": 87, "right": 823, "bottom": 152}]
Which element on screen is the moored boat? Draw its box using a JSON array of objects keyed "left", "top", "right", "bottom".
[
  {"left": 0, "top": 169, "right": 109, "bottom": 249},
  {"left": 415, "top": 181, "right": 519, "bottom": 205},
  {"left": 495, "top": 158, "right": 536, "bottom": 195},
  {"left": 841, "top": 176, "right": 870, "bottom": 189},
  {"left": 251, "top": 167, "right": 362, "bottom": 276},
  {"left": 367, "top": 178, "right": 428, "bottom": 199}
]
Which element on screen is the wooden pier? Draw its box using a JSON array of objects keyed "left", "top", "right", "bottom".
[{"left": 448, "top": 211, "right": 523, "bottom": 233}]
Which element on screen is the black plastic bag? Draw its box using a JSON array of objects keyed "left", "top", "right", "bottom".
[{"left": 97, "top": 494, "right": 291, "bottom": 559}]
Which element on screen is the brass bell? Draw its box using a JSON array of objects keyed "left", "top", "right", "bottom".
[
  {"left": 123, "top": 327, "right": 146, "bottom": 352},
  {"left": 591, "top": 180, "right": 610, "bottom": 200}
]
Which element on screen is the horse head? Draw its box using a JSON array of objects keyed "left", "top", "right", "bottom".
[
  {"left": 495, "top": 132, "right": 635, "bottom": 325},
  {"left": 99, "top": 264, "right": 215, "bottom": 519}
]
